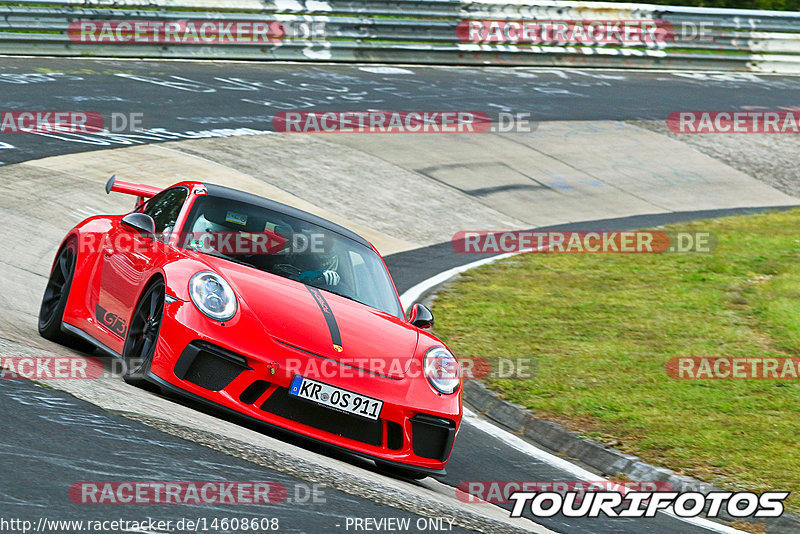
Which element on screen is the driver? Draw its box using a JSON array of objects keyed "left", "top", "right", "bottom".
[
  {"left": 271, "top": 230, "right": 341, "bottom": 287},
  {"left": 188, "top": 210, "right": 341, "bottom": 288},
  {"left": 282, "top": 230, "right": 341, "bottom": 286},
  {"left": 186, "top": 213, "right": 229, "bottom": 254},
  {"left": 293, "top": 250, "right": 340, "bottom": 286}
]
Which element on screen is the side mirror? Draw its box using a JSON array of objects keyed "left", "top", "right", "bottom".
[
  {"left": 121, "top": 212, "right": 155, "bottom": 236},
  {"left": 409, "top": 303, "right": 434, "bottom": 329}
]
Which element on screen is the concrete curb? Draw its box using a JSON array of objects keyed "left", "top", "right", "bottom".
[{"left": 462, "top": 380, "right": 800, "bottom": 533}]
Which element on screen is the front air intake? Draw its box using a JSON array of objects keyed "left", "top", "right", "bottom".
[
  {"left": 411, "top": 414, "right": 456, "bottom": 461},
  {"left": 240, "top": 380, "right": 271, "bottom": 404},
  {"left": 174, "top": 341, "right": 250, "bottom": 391}
]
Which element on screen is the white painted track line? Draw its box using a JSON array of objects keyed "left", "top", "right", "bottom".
[{"left": 464, "top": 409, "right": 743, "bottom": 534}]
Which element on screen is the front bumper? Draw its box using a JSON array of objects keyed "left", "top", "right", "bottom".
[{"left": 148, "top": 299, "right": 462, "bottom": 475}]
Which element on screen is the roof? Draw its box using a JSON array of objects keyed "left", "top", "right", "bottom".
[{"left": 202, "top": 183, "right": 370, "bottom": 248}]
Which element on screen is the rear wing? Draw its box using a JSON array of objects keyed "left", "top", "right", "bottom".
[{"left": 105, "top": 175, "right": 162, "bottom": 207}]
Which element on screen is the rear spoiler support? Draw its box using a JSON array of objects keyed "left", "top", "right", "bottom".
[{"left": 105, "top": 175, "right": 162, "bottom": 207}]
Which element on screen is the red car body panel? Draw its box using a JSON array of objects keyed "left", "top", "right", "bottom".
[{"left": 53, "top": 180, "right": 463, "bottom": 475}]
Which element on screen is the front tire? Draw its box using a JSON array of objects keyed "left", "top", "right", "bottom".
[
  {"left": 38, "top": 240, "right": 93, "bottom": 352},
  {"left": 122, "top": 279, "right": 165, "bottom": 389}
]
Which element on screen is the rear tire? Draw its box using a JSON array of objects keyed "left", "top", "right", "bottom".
[
  {"left": 37, "top": 240, "right": 94, "bottom": 352},
  {"left": 122, "top": 279, "right": 165, "bottom": 391}
]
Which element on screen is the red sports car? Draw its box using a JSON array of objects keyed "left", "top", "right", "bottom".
[{"left": 38, "top": 178, "right": 462, "bottom": 478}]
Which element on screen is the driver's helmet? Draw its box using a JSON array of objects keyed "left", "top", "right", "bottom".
[
  {"left": 317, "top": 251, "right": 339, "bottom": 272},
  {"left": 292, "top": 231, "right": 338, "bottom": 272},
  {"left": 188, "top": 213, "right": 230, "bottom": 253},
  {"left": 192, "top": 213, "right": 229, "bottom": 234}
]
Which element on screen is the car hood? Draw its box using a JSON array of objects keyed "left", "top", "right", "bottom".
[{"left": 201, "top": 256, "right": 418, "bottom": 379}]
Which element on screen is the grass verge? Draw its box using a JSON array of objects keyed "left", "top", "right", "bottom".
[{"left": 433, "top": 209, "right": 800, "bottom": 511}]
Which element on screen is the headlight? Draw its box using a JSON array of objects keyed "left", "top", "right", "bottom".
[
  {"left": 424, "top": 346, "right": 460, "bottom": 395},
  {"left": 189, "top": 271, "right": 237, "bottom": 321}
]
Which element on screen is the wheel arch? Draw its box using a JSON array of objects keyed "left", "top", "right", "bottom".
[
  {"left": 137, "top": 272, "right": 167, "bottom": 304},
  {"left": 49, "top": 231, "right": 81, "bottom": 273},
  {"left": 123, "top": 271, "right": 168, "bottom": 347}
]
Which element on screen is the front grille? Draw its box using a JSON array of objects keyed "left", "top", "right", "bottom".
[
  {"left": 411, "top": 414, "right": 456, "bottom": 461},
  {"left": 260, "top": 387, "right": 382, "bottom": 447},
  {"left": 174, "top": 341, "right": 250, "bottom": 392}
]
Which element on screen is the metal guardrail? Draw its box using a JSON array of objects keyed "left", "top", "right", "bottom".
[{"left": 0, "top": 0, "right": 798, "bottom": 71}]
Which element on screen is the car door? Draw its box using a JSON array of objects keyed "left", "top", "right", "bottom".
[{"left": 94, "top": 187, "right": 189, "bottom": 352}]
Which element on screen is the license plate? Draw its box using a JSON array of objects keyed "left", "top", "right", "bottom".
[{"left": 289, "top": 375, "right": 383, "bottom": 421}]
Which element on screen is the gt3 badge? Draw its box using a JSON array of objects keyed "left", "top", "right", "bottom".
[{"left": 96, "top": 303, "right": 127, "bottom": 338}]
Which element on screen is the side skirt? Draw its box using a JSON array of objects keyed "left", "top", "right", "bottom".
[{"left": 61, "top": 322, "right": 123, "bottom": 359}]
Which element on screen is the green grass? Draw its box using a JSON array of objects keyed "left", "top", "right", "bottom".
[{"left": 433, "top": 209, "right": 800, "bottom": 511}]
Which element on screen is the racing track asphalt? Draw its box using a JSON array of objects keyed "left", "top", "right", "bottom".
[
  {"left": 0, "top": 377, "right": 474, "bottom": 534},
  {"left": 3, "top": 57, "right": 800, "bottom": 533},
  {"left": 2, "top": 57, "right": 800, "bottom": 165}
]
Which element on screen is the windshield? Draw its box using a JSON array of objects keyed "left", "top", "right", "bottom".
[{"left": 180, "top": 195, "right": 403, "bottom": 318}]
